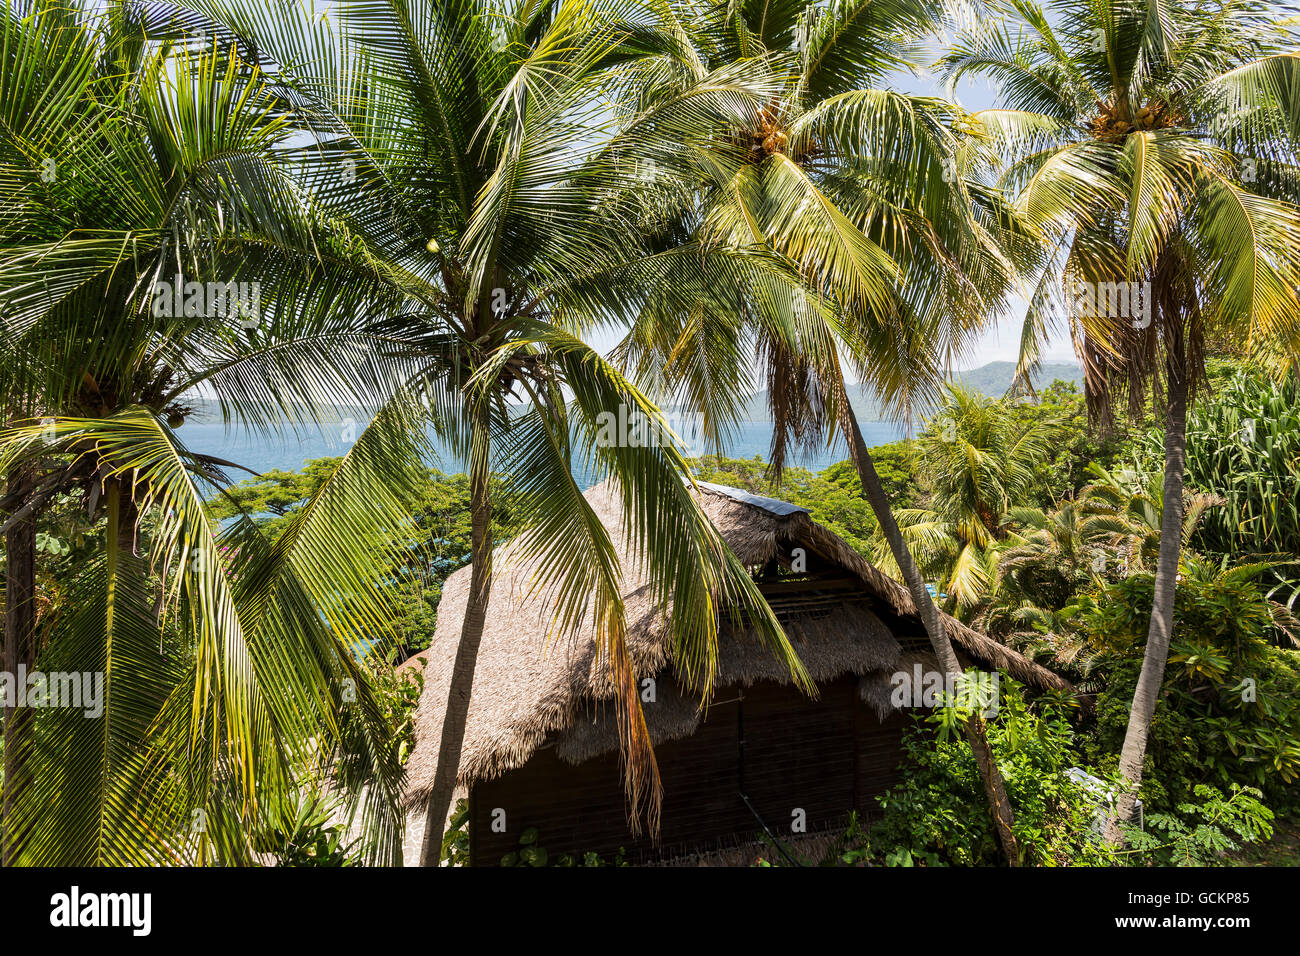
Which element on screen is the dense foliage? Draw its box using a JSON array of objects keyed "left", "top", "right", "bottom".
[
  {"left": 2, "top": 0, "right": 1297, "bottom": 868},
  {"left": 203, "top": 361, "right": 1300, "bottom": 865},
  {"left": 209, "top": 464, "right": 524, "bottom": 656},
  {"left": 1149, "top": 363, "right": 1300, "bottom": 617},
  {"left": 693, "top": 365, "right": 1300, "bottom": 864}
]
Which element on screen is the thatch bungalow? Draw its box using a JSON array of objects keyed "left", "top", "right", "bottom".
[{"left": 402, "top": 479, "right": 1069, "bottom": 866}]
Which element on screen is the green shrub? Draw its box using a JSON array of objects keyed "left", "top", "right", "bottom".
[
  {"left": 1119, "top": 785, "right": 1274, "bottom": 866},
  {"left": 871, "top": 680, "right": 1116, "bottom": 866},
  {"left": 438, "top": 806, "right": 626, "bottom": 867},
  {"left": 254, "top": 793, "right": 360, "bottom": 867},
  {"left": 1070, "top": 572, "right": 1300, "bottom": 811}
]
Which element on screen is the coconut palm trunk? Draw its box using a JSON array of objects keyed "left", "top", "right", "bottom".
[
  {"left": 418, "top": 427, "right": 493, "bottom": 866},
  {"left": 1106, "top": 345, "right": 1189, "bottom": 840},
  {"left": 1, "top": 461, "right": 36, "bottom": 866},
  {"left": 839, "top": 396, "right": 1022, "bottom": 866}
]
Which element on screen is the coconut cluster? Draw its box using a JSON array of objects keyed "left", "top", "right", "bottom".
[
  {"left": 1089, "top": 99, "right": 1179, "bottom": 143},
  {"left": 742, "top": 102, "right": 789, "bottom": 161}
]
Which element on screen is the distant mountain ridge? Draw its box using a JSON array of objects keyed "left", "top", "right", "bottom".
[
  {"left": 954, "top": 360, "right": 1082, "bottom": 396},
  {"left": 184, "top": 360, "right": 1083, "bottom": 427},
  {"left": 737, "top": 360, "right": 1083, "bottom": 423}
]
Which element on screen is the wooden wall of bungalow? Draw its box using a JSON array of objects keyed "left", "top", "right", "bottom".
[
  {"left": 466, "top": 568, "right": 933, "bottom": 867},
  {"left": 468, "top": 675, "right": 912, "bottom": 865}
]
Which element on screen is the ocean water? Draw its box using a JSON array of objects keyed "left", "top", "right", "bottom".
[{"left": 179, "top": 418, "right": 907, "bottom": 488}]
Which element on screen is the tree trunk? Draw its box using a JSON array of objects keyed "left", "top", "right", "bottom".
[
  {"left": 839, "top": 396, "right": 1022, "bottom": 866},
  {"left": 417, "top": 448, "right": 492, "bottom": 866},
  {"left": 2, "top": 461, "right": 37, "bottom": 866},
  {"left": 1105, "top": 350, "right": 1189, "bottom": 842}
]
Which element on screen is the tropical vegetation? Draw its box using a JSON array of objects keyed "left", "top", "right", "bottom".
[{"left": 0, "top": 0, "right": 1297, "bottom": 868}]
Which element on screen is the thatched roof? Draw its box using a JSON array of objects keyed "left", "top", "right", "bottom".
[
  {"left": 396, "top": 652, "right": 428, "bottom": 678},
  {"left": 403, "top": 479, "right": 1070, "bottom": 807}
]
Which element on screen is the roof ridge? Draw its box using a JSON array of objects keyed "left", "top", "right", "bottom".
[{"left": 694, "top": 480, "right": 810, "bottom": 517}]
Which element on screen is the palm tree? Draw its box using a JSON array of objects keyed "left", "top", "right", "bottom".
[
  {"left": 163, "top": 0, "right": 810, "bottom": 864},
  {"left": 984, "top": 500, "right": 1106, "bottom": 648},
  {"left": 940, "top": 0, "right": 1300, "bottom": 832},
  {"left": 0, "top": 1, "right": 428, "bottom": 863},
  {"left": 602, "top": 0, "right": 1037, "bottom": 862},
  {"left": 884, "top": 385, "right": 1062, "bottom": 614},
  {"left": 1178, "top": 553, "right": 1300, "bottom": 649},
  {"left": 1080, "top": 462, "right": 1224, "bottom": 574}
]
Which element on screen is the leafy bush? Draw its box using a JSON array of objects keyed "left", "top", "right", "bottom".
[
  {"left": 1119, "top": 785, "right": 1274, "bottom": 866},
  {"left": 1071, "top": 572, "right": 1300, "bottom": 811},
  {"left": 254, "top": 793, "right": 360, "bottom": 867},
  {"left": 440, "top": 799, "right": 472, "bottom": 866},
  {"left": 1007, "top": 380, "right": 1139, "bottom": 507},
  {"left": 871, "top": 680, "right": 1116, "bottom": 866},
  {"left": 867, "top": 680, "right": 1279, "bottom": 866},
  {"left": 376, "top": 656, "right": 424, "bottom": 768},
  {"left": 438, "top": 804, "right": 627, "bottom": 867}
]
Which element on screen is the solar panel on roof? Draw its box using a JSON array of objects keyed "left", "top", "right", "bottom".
[{"left": 694, "top": 480, "right": 809, "bottom": 517}]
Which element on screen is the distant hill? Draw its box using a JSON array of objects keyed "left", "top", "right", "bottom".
[
  {"left": 739, "top": 360, "right": 1083, "bottom": 423},
  {"left": 184, "top": 360, "right": 1082, "bottom": 427},
  {"left": 954, "top": 360, "right": 1082, "bottom": 396}
]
